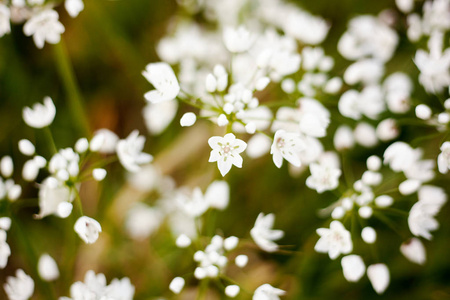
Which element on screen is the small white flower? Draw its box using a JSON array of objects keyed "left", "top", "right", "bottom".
[
  {"left": 208, "top": 133, "right": 247, "bottom": 177},
  {"left": 400, "top": 238, "right": 426, "bottom": 265},
  {"left": 180, "top": 112, "right": 196, "bottom": 127},
  {"left": 74, "top": 138, "right": 89, "bottom": 153},
  {"left": 225, "top": 285, "right": 240, "bottom": 298},
  {"left": 23, "top": 9, "right": 65, "bottom": 49},
  {"left": 18, "top": 139, "right": 35, "bottom": 156},
  {"left": 92, "top": 168, "right": 107, "bottom": 181},
  {"left": 306, "top": 163, "right": 341, "bottom": 193},
  {"left": 367, "top": 264, "right": 390, "bottom": 294},
  {"left": 204, "top": 180, "right": 229, "bottom": 210},
  {"left": 142, "top": 62, "right": 180, "bottom": 103},
  {"left": 224, "top": 236, "right": 239, "bottom": 251},
  {"left": 270, "top": 130, "right": 304, "bottom": 168},
  {"left": 65, "top": 0, "right": 84, "bottom": 18},
  {"left": 250, "top": 213, "right": 284, "bottom": 252},
  {"left": 143, "top": 101, "right": 178, "bottom": 135},
  {"left": 90, "top": 129, "right": 119, "bottom": 154},
  {"left": 0, "top": 5, "right": 11, "bottom": 38},
  {"left": 4, "top": 269, "right": 34, "bottom": 300},
  {"left": 235, "top": 255, "right": 248, "bottom": 268},
  {"left": 125, "top": 203, "right": 163, "bottom": 240},
  {"left": 22, "top": 97, "right": 56, "bottom": 128},
  {"left": 361, "top": 227, "right": 377, "bottom": 244},
  {"left": 175, "top": 234, "right": 191, "bottom": 248},
  {"left": 315, "top": 220, "right": 353, "bottom": 260},
  {"left": 169, "top": 277, "right": 184, "bottom": 294},
  {"left": 37, "top": 177, "right": 73, "bottom": 218},
  {"left": 341, "top": 255, "right": 366, "bottom": 282},
  {"left": 223, "top": 26, "right": 254, "bottom": 53},
  {"left": 37, "top": 254, "right": 59, "bottom": 281},
  {"left": 116, "top": 130, "right": 153, "bottom": 173},
  {"left": 437, "top": 141, "right": 450, "bottom": 174},
  {"left": 74, "top": 216, "right": 102, "bottom": 244},
  {"left": 253, "top": 284, "right": 285, "bottom": 300},
  {"left": 334, "top": 125, "right": 355, "bottom": 150}
]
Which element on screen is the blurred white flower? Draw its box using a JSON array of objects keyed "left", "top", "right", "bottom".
[
  {"left": 169, "top": 277, "right": 185, "bottom": 294},
  {"left": 208, "top": 133, "right": 247, "bottom": 176},
  {"left": 65, "top": 0, "right": 84, "bottom": 18},
  {"left": 117, "top": 130, "right": 153, "bottom": 173},
  {"left": 0, "top": 230, "right": 11, "bottom": 269},
  {"left": 414, "top": 46, "right": 450, "bottom": 94},
  {"left": 180, "top": 112, "right": 197, "bottom": 127},
  {"left": 225, "top": 285, "right": 240, "bottom": 298},
  {"left": 23, "top": 9, "right": 65, "bottom": 49},
  {"left": 37, "top": 177, "right": 73, "bottom": 218},
  {"left": 341, "top": 255, "right": 365, "bottom": 282},
  {"left": 437, "top": 141, "right": 450, "bottom": 174},
  {"left": 125, "top": 204, "right": 163, "bottom": 240},
  {"left": 22, "top": 96, "right": 56, "bottom": 128},
  {"left": 92, "top": 168, "right": 107, "bottom": 181},
  {"left": 18, "top": 139, "right": 35, "bottom": 156},
  {"left": 204, "top": 180, "right": 229, "bottom": 210},
  {"left": 223, "top": 26, "right": 254, "bottom": 53},
  {"left": 235, "top": 254, "right": 248, "bottom": 268},
  {"left": 367, "top": 264, "right": 390, "bottom": 294},
  {"left": 270, "top": 130, "right": 304, "bottom": 168},
  {"left": 0, "top": 5, "right": 11, "bottom": 38},
  {"left": 250, "top": 213, "right": 284, "bottom": 252},
  {"left": 90, "top": 129, "right": 119, "bottom": 154},
  {"left": 400, "top": 238, "right": 426, "bottom": 265},
  {"left": 143, "top": 101, "right": 178, "bottom": 135},
  {"left": 1, "top": 156, "right": 13, "bottom": 178},
  {"left": 37, "top": 254, "right": 59, "bottom": 281},
  {"left": 253, "top": 284, "right": 285, "bottom": 300},
  {"left": 142, "top": 62, "right": 180, "bottom": 103},
  {"left": 306, "top": 163, "right": 341, "bottom": 193},
  {"left": 4, "top": 269, "right": 34, "bottom": 300},
  {"left": 74, "top": 216, "right": 102, "bottom": 244},
  {"left": 315, "top": 220, "right": 353, "bottom": 259}
]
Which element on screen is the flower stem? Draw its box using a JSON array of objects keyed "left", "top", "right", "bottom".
[
  {"left": 53, "top": 39, "right": 90, "bottom": 136},
  {"left": 44, "top": 127, "right": 58, "bottom": 155}
]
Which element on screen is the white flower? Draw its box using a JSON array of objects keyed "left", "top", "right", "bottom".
[
  {"left": 22, "top": 97, "right": 56, "bottom": 128},
  {"left": 270, "top": 130, "right": 304, "bottom": 168},
  {"left": 65, "top": 0, "right": 84, "bottom": 18},
  {"left": 176, "top": 187, "right": 209, "bottom": 217},
  {"left": 74, "top": 216, "right": 102, "bottom": 244},
  {"left": 341, "top": 255, "right": 366, "bottom": 282},
  {"left": 143, "top": 101, "right": 178, "bottom": 135},
  {"left": 142, "top": 62, "right": 180, "bottom": 103},
  {"left": 208, "top": 133, "right": 247, "bottom": 177},
  {"left": 306, "top": 163, "right": 341, "bottom": 193},
  {"left": 400, "top": 238, "right": 426, "bottom": 265},
  {"left": 253, "top": 284, "right": 285, "bottom": 300},
  {"left": 175, "top": 234, "right": 191, "bottom": 248},
  {"left": 414, "top": 48, "right": 450, "bottom": 94},
  {"left": 4, "top": 269, "right": 34, "bottom": 300},
  {"left": 1, "top": 156, "right": 13, "bottom": 178},
  {"left": 125, "top": 204, "right": 163, "bottom": 240},
  {"left": 315, "top": 220, "right": 353, "bottom": 260},
  {"left": 223, "top": 26, "right": 254, "bottom": 53},
  {"left": 235, "top": 255, "right": 248, "bottom": 268},
  {"left": 437, "top": 141, "right": 450, "bottom": 174},
  {"left": 250, "top": 213, "right": 284, "bottom": 252},
  {"left": 169, "top": 277, "right": 185, "bottom": 294},
  {"left": 37, "top": 177, "right": 74, "bottom": 218},
  {"left": 180, "top": 112, "right": 197, "bottom": 127},
  {"left": 334, "top": 125, "right": 355, "bottom": 150},
  {"left": 225, "top": 285, "right": 240, "bottom": 298},
  {"left": 247, "top": 134, "right": 272, "bottom": 158},
  {"left": 116, "top": 130, "right": 153, "bottom": 173},
  {"left": 367, "top": 264, "right": 390, "bottom": 294},
  {"left": 361, "top": 227, "right": 377, "bottom": 244},
  {"left": 0, "top": 230, "right": 11, "bottom": 269},
  {"left": 204, "top": 180, "right": 229, "bottom": 210},
  {"left": 37, "top": 254, "right": 59, "bottom": 281},
  {"left": 0, "top": 4, "right": 11, "bottom": 38},
  {"left": 23, "top": 9, "right": 65, "bottom": 49},
  {"left": 90, "top": 129, "right": 119, "bottom": 154},
  {"left": 92, "top": 168, "right": 107, "bottom": 181}
]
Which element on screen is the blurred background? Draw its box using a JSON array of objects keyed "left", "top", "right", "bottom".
[{"left": 1, "top": 0, "right": 449, "bottom": 299}]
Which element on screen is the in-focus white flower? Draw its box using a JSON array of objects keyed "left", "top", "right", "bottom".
[
  {"left": 142, "top": 62, "right": 180, "bottom": 103},
  {"left": 341, "top": 255, "right": 366, "bottom": 282},
  {"left": 306, "top": 163, "right": 341, "bottom": 193},
  {"left": 208, "top": 133, "right": 247, "bottom": 177},
  {"left": 315, "top": 220, "right": 353, "bottom": 260},
  {"left": 74, "top": 216, "right": 102, "bottom": 244},
  {"left": 223, "top": 26, "right": 254, "bottom": 53},
  {"left": 37, "top": 254, "right": 59, "bottom": 281},
  {"left": 253, "top": 284, "right": 285, "bottom": 300},
  {"left": 225, "top": 285, "right": 240, "bottom": 298},
  {"left": 250, "top": 213, "right": 284, "bottom": 252},
  {"left": 4, "top": 269, "right": 34, "bottom": 300},
  {"left": 400, "top": 237, "right": 426, "bottom": 265},
  {"left": 22, "top": 97, "right": 56, "bottom": 128},
  {"left": 367, "top": 264, "right": 390, "bottom": 294},
  {"left": 169, "top": 277, "right": 185, "bottom": 294},
  {"left": 116, "top": 130, "right": 153, "bottom": 173},
  {"left": 437, "top": 141, "right": 450, "bottom": 174},
  {"left": 270, "top": 130, "right": 304, "bottom": 168},
  {"left": 65, "top": 0, "right": 84, "bottom": 18},
  {"left": 23, "top": 9, "right": 65, "bottom": 49}
]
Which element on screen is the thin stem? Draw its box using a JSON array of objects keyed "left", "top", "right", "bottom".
[
  {"left": 53, "top": 39, "right": 90, "bottom": 136},
  {"left": 44, "top": 127, "right": 58, "bottom": 155}
]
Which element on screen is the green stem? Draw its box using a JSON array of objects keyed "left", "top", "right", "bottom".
[
  {"left": 53, "top": 39, "right": 90, "bottom": 136},
  {"left": 44, "top": 127, "right": 58, "bottom": 155}
]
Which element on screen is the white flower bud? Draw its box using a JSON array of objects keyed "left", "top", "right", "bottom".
[
  {"left": 8, "top": 184, "right": 21, "bottom": 201},
  {"left": 361, "top": 226, "right": 377, "bottom": 244},
  {"left": 169, "top": 277, "right": 185, "bottom": 294},
  {"left": 65, "top": 0, "right": 84, "bottom": 18},
  {"left": 22, "top": 160, "right": 40, "bottom": 181},
  {"left": 235, "top": 254, "right": 248, "bottom": 267},
  {"left": 89, "top": 134, "right": 104, "bottom": 152},
  {"left": 400, "top": 238, "right": 426, "bottom": 265},
  {"left": 342, "top": 198, "right": 354, "bottom": 210},
  {"left": 415, "top": 104, "right": 432, "bottom": 120},
  {"left": 224, "top": 236, "right": 239, "bottom": 251},
  {"left": 193, "top": 251, "right": 205, "bottom": 262},
  {"left": 367, "top": 156, "right": 381, "bottom": 171},
  {"left": 56, "top": 202, "right": 73, "bottom": 218},
  {"left": 367, "top": 264, "right": 390, "bottom": 294},
  {"left": 206, "top": 265, "right": 219, "bottom": 277},
  {"left": 0, "top": 217, "right": 11, "bottom": 231},
  {"left": 399, "top": 179, "right": 421, "bottom": 195},
  {"left": 358, "top": 206, "right": 373, "bottom": 219},
  {"left": 354, "top": 123, "right": 378, "bottom": 148},
  {"left": 444, "top": 98, "right": 450, "bottom": 110},
  {"left": 1, "top": 156, "right": 13, "bottom": 178},
  {"left": 375, "top": 195, "right": 393, "bottom": 207},
  {"left": 74, "top": 216, "right": 102, "bottom": 244},
  {"left": 223, "top": 103, "right": 234, "bottom": 114},
  {"left": 281, "top": 78, "right": 296, "bottom": 94},
  {"left": 334, "top": 125, "right": 354, "bottom": 150},
  {"left": 438, "top": 112, "right": 450, "bottom": 124},
  {"left": 92, "top": 168, "right": 107, "bottom": 181},
  {"left": 217, "top": 256, "right": 228, "bottom": 268},
  {"left": 75, "top": 138, "right": 89, "bottom": 153},
  {"left": 324, "top": 77, "right": 342, "bottom": 94},
  {"left": 180, "top": 112, "right": 197, "bottom": 127},
  {"left": 23, "top": 97, "right": 56, "bottom": 128},
  {"left": 67, "top": 161, "right": 79, "bottom": 177},
  {"left": 217, "top": 114, "right": 229, "bottom": 127},
  {"left": 395, "top": 0, "right": 414, "bottom": 13},
  {"left": 225, "top": 285, "right": 240, "bottom": 298},
  {"left": 175, "top": 234, "right": 191, "bottom": 248},
  {"left": 205, "top": 73, "right": 217, "bottom": 93},
  {"left": 331, "top": 206, "right": 345, "bottom": 219},
  {"left": 38, "top": 254, "right": 59, "bottom": 281},
  {"left": 255, "top": 77, "right": 270, "bottom": 91},
  {"left": 245, "top": 122, "right": 256, "bottom": 134},
  {"left": 18, "top": 139, "right": 35, "bottom": 156},
  {"left": 361, "top": 171, "right": 382, "bottom": 186},
  {"left": 376, "top": 119, "right": 399, "bottom": 141},
  {"left": 341, "top": 255, "right": 366, "bottom": 282},
  {"left": 56, "top": 169, "right": 69, "bottom": 182},
  {"left": 194, "top": 267, "right": 207, "bottom": 279}
]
